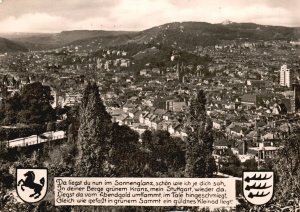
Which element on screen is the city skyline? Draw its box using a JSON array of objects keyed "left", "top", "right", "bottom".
[{"left": 0, "top": 0, "right": 299, "bottom": 33}]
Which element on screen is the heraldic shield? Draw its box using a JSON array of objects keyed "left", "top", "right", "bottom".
[
  {"left": 16, "top": 168, "right": 48, "bottom": 203},
  {"left": 243, "top": 171, "right": 274, "bottom": 205}
]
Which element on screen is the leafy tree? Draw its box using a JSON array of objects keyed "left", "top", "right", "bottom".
[
  {"left": 46, "top": 122, "right": 56, "bottom": 132},
  {"left": 141, "top": 129, "right": 153, "bottom": 149},
  {"left": 2, "top": 198, "right": 33, "bottom": 212},
  {"left": 273, "top": 130, "right": 300, "bottom": 205},
  {"left": 75, "top": 82, "right": 112, "bottom": 177},
  {"left": 2, "top": 82, "right": 55, "bottom": 125},
  {"left": 0, "top": 160, "right": 14, "bottom": 210},
  {"left": 226, "top": 149, "right": 241, "bottom": 167},
  {"left": 185, "top": 90, "right": 216, "bottom": 177},
  {"left": 151, "top": 130, "right": 185, "bottom": 175},
  {"left": 242, "top": 158, "right": 257, "bottom": 171},
  {"left": 110, "top": 124, "right": 146, "bottom": 177},
  {"left": 20, "top": 82, "right": 55, "bottom": 124},
  {"left": 2, "top": 92, "right": 22, "bottom": 124},
  {"left": 34, "top": 201, "right": 71, "bottom": 212}
]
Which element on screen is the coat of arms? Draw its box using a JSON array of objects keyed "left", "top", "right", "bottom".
[
  {"left": 16, "top": 168, "right": 48, "bottom": 203},
  {"left": 243, "top": 171, "right": 274, "bottom": 205}
]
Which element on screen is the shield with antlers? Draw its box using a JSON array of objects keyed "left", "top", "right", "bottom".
[{"left": 243, "top": 171, "right": 274, "bottom": 205}]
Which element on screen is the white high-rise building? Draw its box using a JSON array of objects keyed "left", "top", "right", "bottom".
[{"left": 280, "top": 64, "right": 291, "bottom": 87}]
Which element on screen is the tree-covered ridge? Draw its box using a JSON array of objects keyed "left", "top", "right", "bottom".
[
  {"left": 3, "top": 21, "right": 300, "bottom": 52},
  {"left": 60, "top": 22, "right": 300, "bottom": 52},
  {"left": 0, "top": 37, "right": 28, "bottom": 53}
]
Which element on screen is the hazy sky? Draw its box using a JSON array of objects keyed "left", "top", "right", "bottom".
[{"left": 0, "top": 0, "right": 299, "bottom": 33}]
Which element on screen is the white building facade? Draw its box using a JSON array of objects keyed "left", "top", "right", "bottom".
[{"left": 280, "top": 64, "right": 291, "bottom": 87}]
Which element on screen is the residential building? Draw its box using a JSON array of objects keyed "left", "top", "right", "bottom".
[{"left": 280, "top": 64, "right": 291, "bottom": 87}]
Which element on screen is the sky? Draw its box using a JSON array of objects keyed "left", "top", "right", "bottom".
[{"left": 0, "top": 0, "right": 299, "bottom": 33}]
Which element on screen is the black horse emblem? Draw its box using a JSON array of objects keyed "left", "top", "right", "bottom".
[{"left": 16, "top": 168, "right": 47, "bottom": 203}]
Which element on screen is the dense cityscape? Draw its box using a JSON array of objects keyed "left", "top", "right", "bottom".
[{"left": 0, "top": 20, "right": 300, "bottom": 211}]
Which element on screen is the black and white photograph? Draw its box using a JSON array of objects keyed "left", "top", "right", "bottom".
[{"left": 0, "top": 0, "right": 300, "bottom": 211}]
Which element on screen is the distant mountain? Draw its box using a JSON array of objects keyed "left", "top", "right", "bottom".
[
  {"left": 137, "top": 22, "right": 300, "bottom": 49},
  {"left": 0, "top": 30, "right": 136, "bottom": 50},
  {"left": 1, "top": 22, "right": 300, "bottom": 51},
  {"left": 68, "top": 22, "right": 300, "bottom": 51},
  {"left": 0, "top": 37, "right": 28, "bottom": 53}
]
